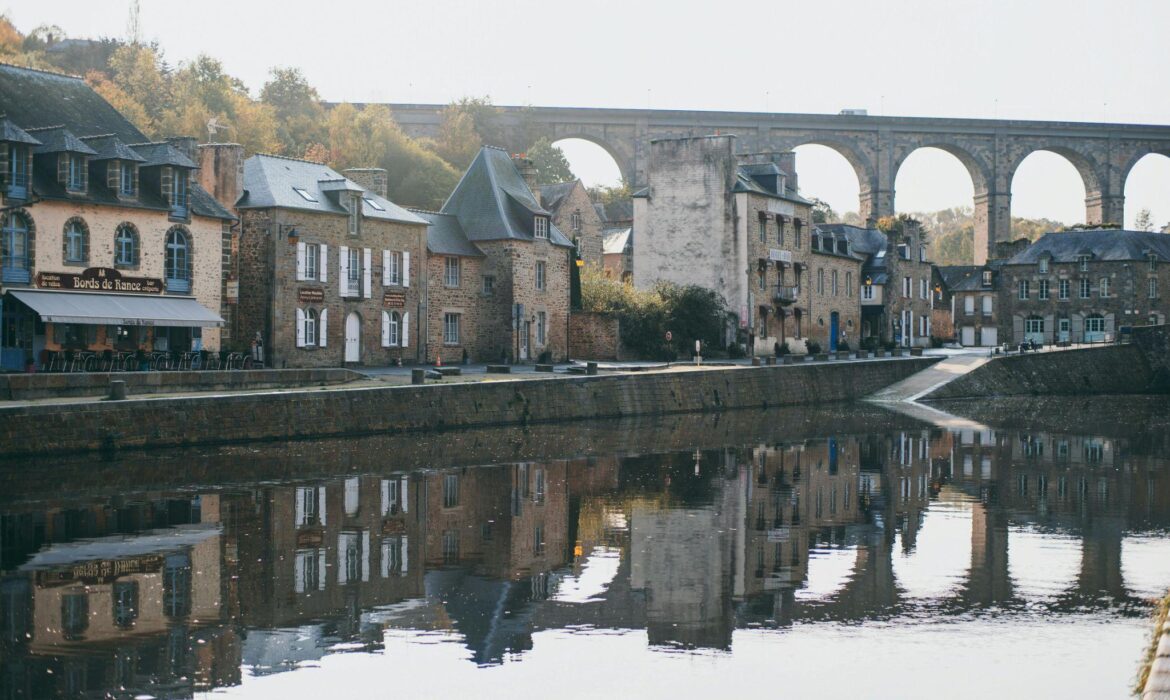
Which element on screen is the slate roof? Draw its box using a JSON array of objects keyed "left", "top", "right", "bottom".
[
  {"left": 937, "top": 265, "right": 982, "bottom": 291},
  {"left": 81, "top": 134, "right": 146, "bottom": 162},
  {"left": 602, "top": 227, "right": 632, "bottom": 255},
  {"left": 1004, "top": 229, "right": 1170, "bottom": 265},
  {"left": 411, "top": 209, "right": 484, "bottom": 257},
  {"left": 441, "top": 147, "right": 574, "bottom": 248},
  {"left": 0, "top": 63, "right": 231, "bottom": 219},
  {"left": 238, "top": 154, "right": 427, "bottom": 226},
  {"left": 732, "top": 164, "right": 812, "bottom": 205},
  {"left": 127, "top": 141, "right": 197, "bottom": 169},
  {"left": 0, "top": 116, "right": 41, "bottom": 145},
  {"left": 818, "top": 224, "right": 889, "bottom": 282},
  {"left": 25, "top": 125, "right": 97, "bottom": 155},
  {"left": 537, "top": 180, "right": 578, "bottom": 214},
  {"left": 600, "top": 198, "right": 633, "bottom": 223}
]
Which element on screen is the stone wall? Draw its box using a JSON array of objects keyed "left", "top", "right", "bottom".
[
  {"left": 0, "top": 367, "right": 358, "bottom": 400},
  {"left": 427, "top": 252, "right": 486, "bottom": 364},
  {"left": 0, "top": 357, "right": 938, "bottom": 457},
  {"left": 568, "top": 311, "right": 622, "bottom": 360}
]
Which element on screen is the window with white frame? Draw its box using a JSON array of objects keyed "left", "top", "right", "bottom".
[
  {"left": 1150, "top": 254, "right": 1159, "bottom": 273},
  {"left": 1018, "top": 280, "right": 1030, "bottom": 300},
  {"left": 1099, "top": 277, "right": 1110, "bottom": 297},
  {"left": 347, "top": 247, "right": 361, "bottom": 296},
  {"left": 346, "top": 194, "right": 359, "bottom": 236},
  {"left": 444, "top": 312, "right": 460, "bottom": 345},
  {"left": 534, "top": 216, "right": 549, "bottom": 239},
  {"left": 919, "top": 278, "right": 927, "bottom": 299},
  {"left": 385, "top": 250, "right": 401, "bottom": 285},
  {"left": 846, "top": 271, "right": 853, "bottom": 297},
  {"left": 982, "top": 295, "right": 993, "bottom": 314},
  {"left": 444, "top": 257, "right": 460, "bottom": 287},
  {"left": 304, "top": 308, "right": 317, "bottom": 346},
  {"left": 1059, "top": 279, "right": 1070, "bottom": 300},
  {"left": 758, "top": 213, "right": 767, "bottom": 242},
  {"left": 305, "top": 243, "right": 319, "bottom": 280},
  {"left": 443, "top": 473, "right": 459, "bottom": 508},
  {"left": 1038, "top": 279, "right": 1049, "bottom": 300},
  {"left": 571, "top": 210, "right": 581, "bottom": 233},
  {"left": 861, "top": 284, "right": 874, "bottom": 300},
  {"left": 832, "top": 270, "right": 839, "bottom": 296},
  {"left": 903, "top": 276, "right": 911, "bottom": 298},
  {"left": 1079, "top": 278, "right": 1091, "bottom": 298},
  {"left": 1150, "top": 277, "right": 1158, "bottom": 299},
  {"left": 964, "top": 296, "right": 975, "bottom": 315},
  {"left": 387, "top": 311, "right": 400, "bottom": 346},
  {"left": 536, "top": 311, "right": 547, "bottom": 346},
  {"left": 1078, "top": 255, "right": 1090, "bottom": 271},
  {"left": 1085, "top": 315, "right": 1105, "bottom": 334},
  {"left": 536, "top": 260, "right": 546, "bottom": 291},
  {"left": 982, "top": 270, "right": 993, "bottom": 286},
  {"left": 1039, "top": 258, "right": 1049, "bottom": 274},
  {"left": 482, "top": 275, "right": 494, "bottom": 295}
]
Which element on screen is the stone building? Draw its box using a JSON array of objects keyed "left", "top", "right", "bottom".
[
  {"left": 538, "top": 179, "right": 604, "bottom": 266},
  {"left": 0, "top": 64, "right": 235, "bottom": 370},
  {"left": 937, "top": 263, "right": 1002, "bottom": 346},
  {"left": 823, "top": 223, "right": 936, "bottom": 348},
  {"left": 412, "top": 209, "right": 488, "bottom": 364},
  {"left": 434, "top": 147, "right": 575, "bottom": 363},
  {"left": 634, "top": 135, "right": 860, "bottom": 353},
  {"left": 996, "top": 229, "right": 1170, "bottom": 345},
  {"left": 601, "top": 226, "right": 633, "bottom": 281},
  {"left": 221, "top": 153, "right": 429, "bottom": 368}
]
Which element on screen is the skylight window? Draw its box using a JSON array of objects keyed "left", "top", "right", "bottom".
[
  {"left": 293, "top": 187, "right": 317, "bottom": 202},
  {"left": 363, "top": 197, "right": 385, "bottom": 211}
]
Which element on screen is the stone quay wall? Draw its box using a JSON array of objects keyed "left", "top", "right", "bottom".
[
  {"left": 568, "top": 311, "right": 623, "bottom": 360},
  {"left": 925, "top": 325, "right": 1170, "bottom": 401},
  {"left": 0, "top": 368, "right": 359, "bottom": 400},
  {"left": 0, "top": 357, "right": 938, "bottom": 457}
]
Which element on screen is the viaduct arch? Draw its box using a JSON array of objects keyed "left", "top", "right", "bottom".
[{"left": 384, "top": 104, "right": 1170, "bottom": 264}]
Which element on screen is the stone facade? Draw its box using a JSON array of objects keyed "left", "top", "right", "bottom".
[
  {"left": 539, "top": 180, "right": 604, "bottom": 267},
  {"left": 426, "top": 251, "right": 484, "bottom": 364},
  {"left": 235, "top": 206, "right": 427, "bottom": 369},
  {"left": 478, "top": 239, "right": 571, "bottom": 363},
  {"left": 881, "top": 224, "right": 937, "bottom": 348},
  {"left": 568, "top": 311, "right": 622, "bottom": 360}
]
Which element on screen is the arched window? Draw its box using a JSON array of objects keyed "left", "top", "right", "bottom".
[
  {"left": 63, "top": 217, "right": 88, "bottom": 265},
  {"left": 165, "top": 226, "right": 191, "bottom": 293},
  {"left": 389, "top": 311, "right": 400, "bottom": 346},
  {"left": 304, "top": 308, "right": 318, "bottom": 346},
  {"left": 1, "top": 211, "right": 33, "bottom": 283},
  {"left": 114, "top": 223, "right": 139, "bottom": 268}
]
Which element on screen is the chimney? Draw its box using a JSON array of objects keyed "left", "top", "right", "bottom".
[
  {"left": 342, "top": 168, "right": 388, "bottom": 198},
  {"left": 512, "top": 154, "right": 539, "bottom": 195},
  {"left": 166, "top": 136, "right": 199, "bottom": 164},
  {"left": 198, "top": 143, "right": 245, "bottom": 208},
  {"left": 776, "top": 151, "right": 797, "bottom": 193}
]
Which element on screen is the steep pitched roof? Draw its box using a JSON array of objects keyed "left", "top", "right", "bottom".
[
  {"left": 602, "top": 227, "right": 632, "bottom": 255},
  {"left": 441, "top": 147, "right": 574, "bottom": 248},
  {"left": 1005, "top": 229, "right": 1170, "bottom": 265},
  {"left": 537, "top": 180, "right": 579, "bottom": 214},
  {"left": 81, "top": 134, "right": 146, "bottom": 162},
  {"left": 127, "top": 141, "right": 197, "bottom": 169},
  {"left": 0, "top": 63, "right": 146, "bottom": 142},
  {"left": 411, "top": 209, "right": 484, "bottom": 257},
  {"left": 0, "top": 116, "right": 41, "bottom": 145},
  {"left": 937, "top": 265, "right": 981, "bottom": 290},
  {"left": 238, "top": 154, "right": 427, "bottom": 225},
  {"left": 26, "top": 125, "right": 97, "bottom": 155},
  {"left": 732, "top": 164, "right": 812, "bottom": 205},
  {"left": 819, "top": 223, "right": 888, "bottom": 256}
]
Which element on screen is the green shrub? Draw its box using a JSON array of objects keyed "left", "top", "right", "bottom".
[
  {"left": 806, "top": 340, "right": 822, "bottom": 355},
  {"left": 837, "top": 340, "right": 851, "bottom": 352}
]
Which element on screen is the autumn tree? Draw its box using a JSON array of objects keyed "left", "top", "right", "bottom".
[
  {"left": 527, "top": 137, "right": 575, "bottom": 184},
  {"left": 260, "top": 67, "right": 325, "bottom": 156},
  {"left": 810, "top": 198, "right": 838, "bottom": 224}
]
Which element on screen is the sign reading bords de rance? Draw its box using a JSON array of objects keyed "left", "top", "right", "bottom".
[{"left": 36, "top": 267, "right": 164, "bottom": 294}]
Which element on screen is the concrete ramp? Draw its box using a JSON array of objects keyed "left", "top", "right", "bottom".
[{"left": 868, "top": 354, "right": 991, "bottom": 403}]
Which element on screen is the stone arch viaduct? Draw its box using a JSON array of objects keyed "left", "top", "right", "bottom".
[{"left": 383, "top": 104, "right": 1170, "bottom": 263}]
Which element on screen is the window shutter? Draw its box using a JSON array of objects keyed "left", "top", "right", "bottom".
[
  {"left": 318, "top": 487, "right": 327, "bottom": 526},
  {"left": 381, "top": 311, "right": 390, "bottom": 347},
  {"left": 319, "top": 308, "right": 328, "bottom": 347},
  {"left": 363, "top": 248, "right": 372, "bottom": 298},
  {"left": 403, "top": 251, "right": 411, "bottom": 288},
  {"left": 383, "top": 250, "right": 391, "bottom": 287},
  {"left": 296, "top": 241, "right": 306, "bottom": 281},
  {"left": 338, "top": 246, "right": 349, "bottom": 294},
  {"left": 319, "top": 245, "right": 328, "bottom": 283},
  {"left": 1105, "top": 313, "right": 1115, "bottom": 335},
  {"left": 402, "top": 311, "right": 410, "bottom": 347},
  {"left": 400, "top": 478, "right": 408, "bottom": 513},
  {"left": 296, "top": 308, "right": 305, "bottom": 347},
  {"left": 1012, "top": 315, "right": 1024, "bottom": 341}
]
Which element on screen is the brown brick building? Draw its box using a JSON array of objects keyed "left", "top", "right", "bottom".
[
  {"left": 538, "top": 179, "right": 604, "bottom": 267},
  {"left": 222, "top": 154, "right": 429, "bottom": 368},
  {"left": 432, "top": 147, "right": 574, "bottom": 363}
]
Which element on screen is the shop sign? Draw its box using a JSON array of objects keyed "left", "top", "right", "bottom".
[
  {"left": 35, "top": 554, "right": 164, "bottom": 586},
  {"left": 768, "top": 249, "right": 792, "bottom": 263},
  {"left": 225, "top": 279, "right": 239, "bottom": 303},
  {"left": 36, "top": 267, "right": 163, "bottom": 294},
  {"left": 383, "top": 291, "right": 406, "bottom": 308},
  {"left": 298, "top": 288, "right": 324, "bottom": 303}
]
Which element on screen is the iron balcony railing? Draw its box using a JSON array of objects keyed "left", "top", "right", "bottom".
[{"left": 773, "top": 285, "right": 799, "bottom": 304}]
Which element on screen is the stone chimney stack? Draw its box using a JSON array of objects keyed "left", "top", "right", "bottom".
[
  {"left": 166, "top": 136, "right": 199, "bottom": 163},
  {"left": 198, "top": 143, "right": 245, "bottom": 208},
  {"left": 342, "top": 168, "right": 388, "bottom": 198},
  {"left": 776, "top": 151, "right": 797, "bottom": 193},
  {"left": 512, "top": 154, "right": 539, "bottom": 195}
]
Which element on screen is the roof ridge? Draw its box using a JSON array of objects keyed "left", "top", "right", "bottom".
[
  {"left": 79, "top": 133, "right": 119, "bottom": 140},
  {"left": 24, "top": 124, "right": 68, "bottom": 132},
  {"left": 253, "top": 151, "right": 328, "bottom": 165},
  {"left": 406, "top": 207, "right": 446, "bottom": 215},
  {"left": 0, "top": 61, "right": 84, "bottom": 81}
]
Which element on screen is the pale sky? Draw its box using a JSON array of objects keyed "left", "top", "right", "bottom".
[{"left": 8, "top": 0, "right": 1170, "bottom": 228}]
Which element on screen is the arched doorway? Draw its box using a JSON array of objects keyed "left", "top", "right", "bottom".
[{"left": 345, "top": 312, "right": 361, "bottom": 363}]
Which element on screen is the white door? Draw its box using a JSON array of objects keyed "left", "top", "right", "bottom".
[
  {"left": 519, "top": 321, "right": 530, "bottom": 360},
  {"left": 961, "top": 326, "right": 975, "bottom": 346},
  {"left": 981, "top": 327, "right": 997, "bottom": 346},
  {"left": 345, "top": 312, "right": 361, "bottom": 363}
]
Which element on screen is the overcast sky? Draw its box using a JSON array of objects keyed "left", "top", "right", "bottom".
[{"left": 9, "top": 0, "right": 1170, "bottom": 227}]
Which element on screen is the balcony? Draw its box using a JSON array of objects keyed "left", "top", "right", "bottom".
[{"left": 773, "top": 285, "right": 799, "bottom": 305}]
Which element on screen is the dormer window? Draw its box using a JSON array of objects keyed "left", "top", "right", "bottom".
[
  {"left": 8, "top": 144, "right": 28, "bottom": 199},
  {"left": 67, "top": 154, "right": 86, "bottom": 192},
  {"left": 1039, "top": 257, "right": 1048, "bottom": 274},
  {"left": 119, "top": 162, "right": 137, "bottom": 197},
  {"left": 534, "top": 216, "right": 549, "bottom": 239},
  {"left": 346, "top": 193, "right": 360, "bottom": 236},
  {"left": 982, "top": 270, "right": 993, "bottom": 286},
  {"left": 1078, "top": 254, "right": 1090, "bottom": 271}
]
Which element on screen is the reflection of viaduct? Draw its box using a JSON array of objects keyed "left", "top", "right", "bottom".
[{"left": 385, "top": 104, "right": 1170, "bottom": 263}]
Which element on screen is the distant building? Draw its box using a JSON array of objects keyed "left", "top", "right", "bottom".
[
  {"left": 823, "top": 222, "right": 935, "bottom": 348},
  {"left": 0, "top": 64, "right": 234, "bottom": 371},
  {"left": 601, "top": 226, "right": 632, "bottom": 282},
  {"left": 996, "top": 229, "right": 1170, "bottom": 345},
  {"left": 537, "top": 179, "right": 604, "bottom": 266},
  {"left": 937, "top": 263, "right": 1002, "bottom": 346},
  {"left": 634, "top": 135, "right": 860, "bottom": 353},
  {"left": 433, "top": 147, "right": 575, "bottom": 363}
]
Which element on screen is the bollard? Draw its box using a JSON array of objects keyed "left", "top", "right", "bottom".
[
  {"left": 411, "top": 369, "right": 426, "bottom": 385},
  {"left": 108, "top": 380, "right": 127, "bottom": 401},
  {"left": 751, "top": 357, "right": 761, "bottom": 366},
  {"left": 766, "top": 356, "right": 776, "bottom": 365},
  {"left": 587, "top": 361, "right": 598, "bottom": 375}
]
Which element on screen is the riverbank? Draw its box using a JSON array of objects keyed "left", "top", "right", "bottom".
[
  {"left": 1140, "top": 591, "right": 1170, "bottom": 699},
  {"left": 0, "top": 356, "right": 937, "bottom": 458}
]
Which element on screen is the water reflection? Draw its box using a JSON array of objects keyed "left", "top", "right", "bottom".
[{"left": 1, "top": 400, "right": 1168, "bottom": 697}]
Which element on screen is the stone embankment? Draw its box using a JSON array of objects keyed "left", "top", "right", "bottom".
[
  {"left": 923, "top": 325, "right": 1170, "bottom": 401},
  {"left": 0, "top": 367, "right": 359, "bottom": 400},
  {"left": 1142, "top": 591, "right": 1170, "bottom": 700},
  {"left": 0, "top": 357, "right": 937, "bottom": 458}
]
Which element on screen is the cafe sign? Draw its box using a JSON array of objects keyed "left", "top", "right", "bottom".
[
  {"left": 36, "top": 267, "right": 163, "bottom": 295},
  {"left": 383, "top": 291, "right": 406, "bottom": 308}
]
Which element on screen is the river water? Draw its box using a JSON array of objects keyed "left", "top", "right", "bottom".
[{"left": 1, "top": 397, "right": 1168, "bottom": 699}]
